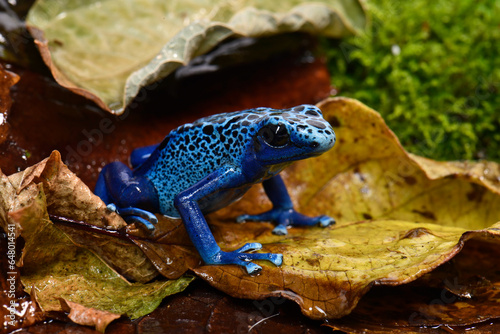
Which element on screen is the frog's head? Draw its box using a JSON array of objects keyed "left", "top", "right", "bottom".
[{"left": 253, "top": 105, "right": 335, "bottom": 165}]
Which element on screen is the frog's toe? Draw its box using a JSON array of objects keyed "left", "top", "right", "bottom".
[
  {"left": 243, "top": 262, "right": 263, "bottom": 275},
  {"left": 235, "top": 252, "right": 283, "bottom": 270},
  {"left": 272, "top": 224, "right": 288, "bottom": 235},
  {"left": 213, "top": 245, "right": 283, "bottom": 274},
  {"left": 255, "top": 252, "right": 283, "bottom": 266},
  {"left": 318, "top": 215, "right": 336, "bottom": 227},
  {"left": 112, "top": 206, "right": 158, "bottom": 231},
  {"left": 236, "top": 214, "right": 250, "bottom": 223},
  {"left": 119, "top": 207, "right": 158, "bottom": 224},
  {"left": 126, "top": 215, "right": 157, "bottom": 231},
  {"left": 234, "top": 242, "right": 262, "bottom": 253}
]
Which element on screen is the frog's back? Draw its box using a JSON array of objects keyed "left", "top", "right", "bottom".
[{"left": 140, "top": 109, "right": 268, "bottom": 216}]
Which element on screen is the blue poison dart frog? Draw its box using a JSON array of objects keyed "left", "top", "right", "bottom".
[{"left": 95, "top": 105, "right": 336, "bottom": 274}]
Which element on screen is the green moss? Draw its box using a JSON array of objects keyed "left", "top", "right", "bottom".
[{"left": 323, "top": 0, "right": 500, "bottom": 161}]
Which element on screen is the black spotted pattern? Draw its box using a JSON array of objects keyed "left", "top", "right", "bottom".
[{"left": 142, "top": 105, "right": 335, "bottom": 217}]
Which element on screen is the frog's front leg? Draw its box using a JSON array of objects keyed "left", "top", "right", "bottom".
[
  {"left": 237, "top": 175, "right": 336, "bottom": 235},
  {"left": 95, "top": 161, "right": 159, "bottom": 230},
  {"left": 174, "top": 167, "right": 283, "bottom": 274}
]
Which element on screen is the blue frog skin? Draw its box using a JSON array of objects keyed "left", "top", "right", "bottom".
[{"left": 95, "top": 104, "right": 336, "bottom": 274}]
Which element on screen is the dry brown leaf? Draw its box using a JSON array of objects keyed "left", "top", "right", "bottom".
[{"left": 60, "top": 299, "right": 121, "bottom": 333}]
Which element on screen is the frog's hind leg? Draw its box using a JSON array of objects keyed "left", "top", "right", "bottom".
[
  {"left": 130, "top": 144, "right": 160, "bottom": 168},
  {"left": 95, "top": 161, "right": 160, "bottom": 230}
]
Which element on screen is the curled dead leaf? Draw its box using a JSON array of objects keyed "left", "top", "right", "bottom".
[
  {"left": 59, "top": 299, "right": 121, "bottom": 333},
  {"left": 3, "top": 150, "right": 159, "bottom": 282}
]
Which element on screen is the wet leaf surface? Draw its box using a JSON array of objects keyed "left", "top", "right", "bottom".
[
  {"left": 26, "top": 0, "right": 366, "bottom": 113},
  {"left": 0, "top": 64, "right": 19, "bottom": 145}
]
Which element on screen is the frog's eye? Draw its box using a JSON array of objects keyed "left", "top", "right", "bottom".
[{"left": 258, "top": 123, "right": 289, "bottom": 147}]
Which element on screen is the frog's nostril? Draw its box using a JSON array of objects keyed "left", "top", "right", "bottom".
[{"left": 310, "top": 141, "right": 319, "bottom": 148}]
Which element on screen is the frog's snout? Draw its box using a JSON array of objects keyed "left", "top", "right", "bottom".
[{"left": 294, "top": 121, "right": 336, "bottom": 154}]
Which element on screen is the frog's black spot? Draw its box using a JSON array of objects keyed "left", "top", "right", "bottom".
[
  {"left": 227, "top": 116, "right": 243, "bottom": 125},
  {"left": 157, "top": 136, "right": 170, "bottom": 151},
  {"left": 232, "top": 130, "right": 238, "bottom": 138},
  {"left": 305, "top": 109, "right": 320, "bottom": 117},
  {"left": 219, "top": 134, "right": 226, "bottom": 142},
  {"left": 228, "top": 138, "right": 234, "bottom": 144},
  {"left": 247, "top": 114, "right": 259, "bottom": 120},
  {"left": 296, "top": 115, "right": 307, "bottom": 119},
  {"left": 224, "top": 143, "right": 230, "bottom": 150},
  {"left": 290, "top": 118, "right": 300, "bottom": 122},
  {"left": 305, "top": 135, "right": 309, "bottom": 139},
  {"left": 241, "top": 120, "right": 250, "bottom": 127},
  {"left": 325, "top": 130, "right": 332, "bottom": 135},
  {"left": 306, "top": 120, "right": 326, "bottom": 129},
  {"left": 297, "top": 125, "right": 307, "bottom": 131},
  {"left": 178, "top": 144, "right": 186, "bottom": 151},
  {"left": 241, "top": 128, "right": 248, "bottom": 134},
  {"left": 188, "top": 144, "right": 195, "bottom": 151},
  {"left": 293, "top": 105, "right": 305, "bottom": 111},
  {"left": 238, "top": 134, "right": 243, "bottom": 142},
  {"left": 307, "top": 129, "right": 313, "bottom": 133},
  {"left": 202, "top": 125, "right": 214, "bottom": 135}
]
